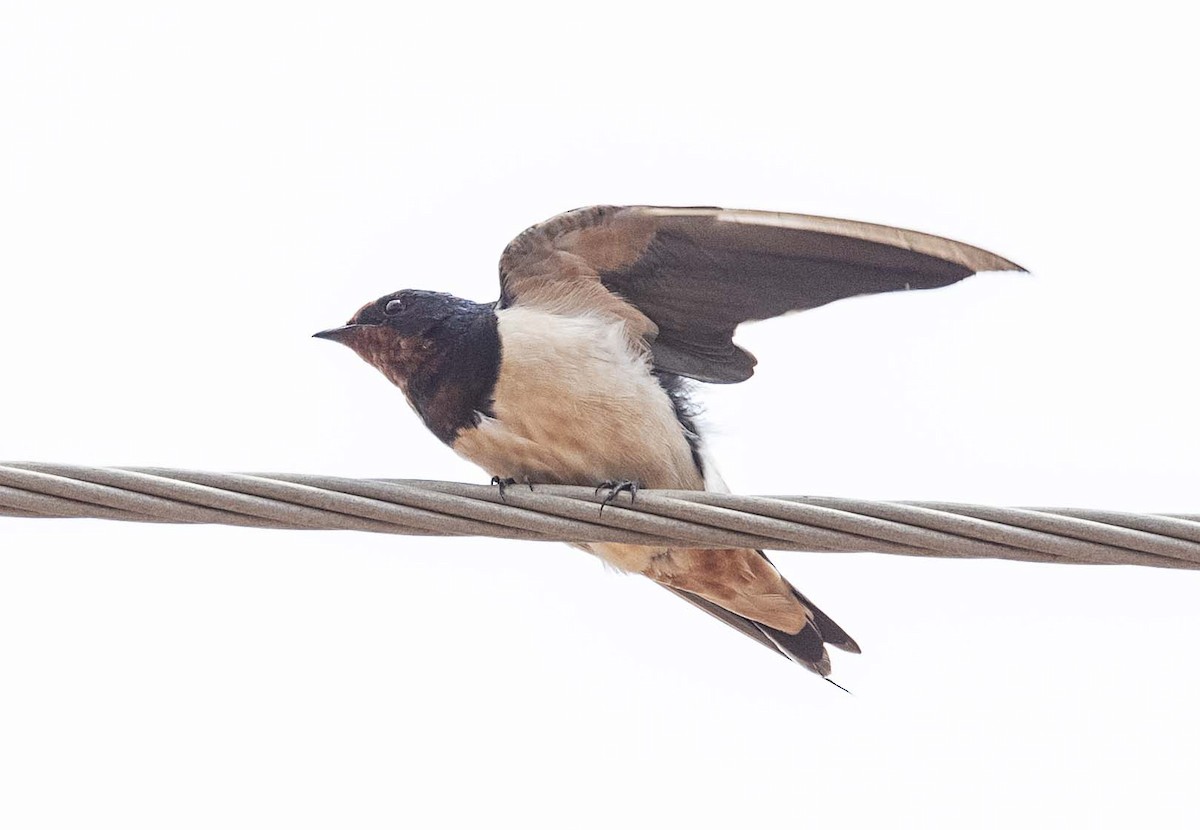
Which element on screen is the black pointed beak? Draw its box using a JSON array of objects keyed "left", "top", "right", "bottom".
[{"left": 312, "top": 324, "right": 359, "bottom": 342}]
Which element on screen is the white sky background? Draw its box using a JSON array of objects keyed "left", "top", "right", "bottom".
[{"left": 2, "top": 2, "right": 1198, "bottom": 827}]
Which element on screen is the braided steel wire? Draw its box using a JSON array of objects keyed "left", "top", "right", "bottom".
[{"left": 2, "top": 462, "right": 1199, "bottom": 570}]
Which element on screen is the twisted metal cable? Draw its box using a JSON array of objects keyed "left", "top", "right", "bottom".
[{"left": 2, "top": 462, "right": 1199, "bottom": 570}]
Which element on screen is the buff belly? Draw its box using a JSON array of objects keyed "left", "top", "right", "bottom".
[{"left": 451, "top": 306, "right": 705, "bottom": 491}]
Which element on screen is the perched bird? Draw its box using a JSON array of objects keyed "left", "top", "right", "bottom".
[{"left": 315, "top": 205, "right": 1023, "bottom": 677}]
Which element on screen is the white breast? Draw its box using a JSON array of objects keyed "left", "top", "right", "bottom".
[{"left": 451, "top": 306, "right": 705, "bottom": 490}]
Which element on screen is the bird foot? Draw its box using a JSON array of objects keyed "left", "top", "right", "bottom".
[
  {"left": 491, "top": 475, "right": 533, "bottom": 502},
  {"left": 595, "top": 479, "right": 640, "bottom": 514}
]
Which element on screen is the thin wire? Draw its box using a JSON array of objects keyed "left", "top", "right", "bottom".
[{"left": 2, "top": 462, "right": 1199, "bottom": 570}]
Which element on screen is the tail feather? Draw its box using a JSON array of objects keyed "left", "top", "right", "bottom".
[
  {"left": 755, "top": 551, "right": 860, "bottom": 655},
  {"left": 793, "top": 588, "right": 861, "bottom": 654},
  {"left": 758, "top": 619, "right": 833, "bottom": 676},
  {"left": 660, "top": 576, "right": 858, "bottom": 677}
]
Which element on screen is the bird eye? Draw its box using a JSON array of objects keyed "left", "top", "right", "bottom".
[{"left": 384, "top": 299, "right": 404, "bottom": 315}]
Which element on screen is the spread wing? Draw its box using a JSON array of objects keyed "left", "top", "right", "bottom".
[{"left": 499, "top": 205, "right": 1024, "bottom": 383}]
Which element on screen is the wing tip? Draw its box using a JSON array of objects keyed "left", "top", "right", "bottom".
[
  {"left": 973, "top": 254, "right": 1029, "bottom": 276},
  {"left": 643, "top": 204, "right": 1028, "bottom": 277}
]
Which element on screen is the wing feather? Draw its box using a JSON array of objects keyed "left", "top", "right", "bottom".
[{"left": 499, "top": 205, "right": 1023, "bottom": 383}]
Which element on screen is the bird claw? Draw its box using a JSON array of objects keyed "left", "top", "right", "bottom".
[
  {"left": 491, "top": 476, "right": 515, "bottom": 501},
  {"left": 595, "top": 479, "right": 640, "bottom": 514},
  {"left": 491, "top": 475, "right": 533, "bottom": 502}
]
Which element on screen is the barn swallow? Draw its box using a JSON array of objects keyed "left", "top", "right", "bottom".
[{"left": 315, "top": 205, "right": 1023, "bottom": 677}]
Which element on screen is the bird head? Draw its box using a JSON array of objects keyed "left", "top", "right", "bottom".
[{"left": 313, "top": 289, "right": 469, "bottom": 392}]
